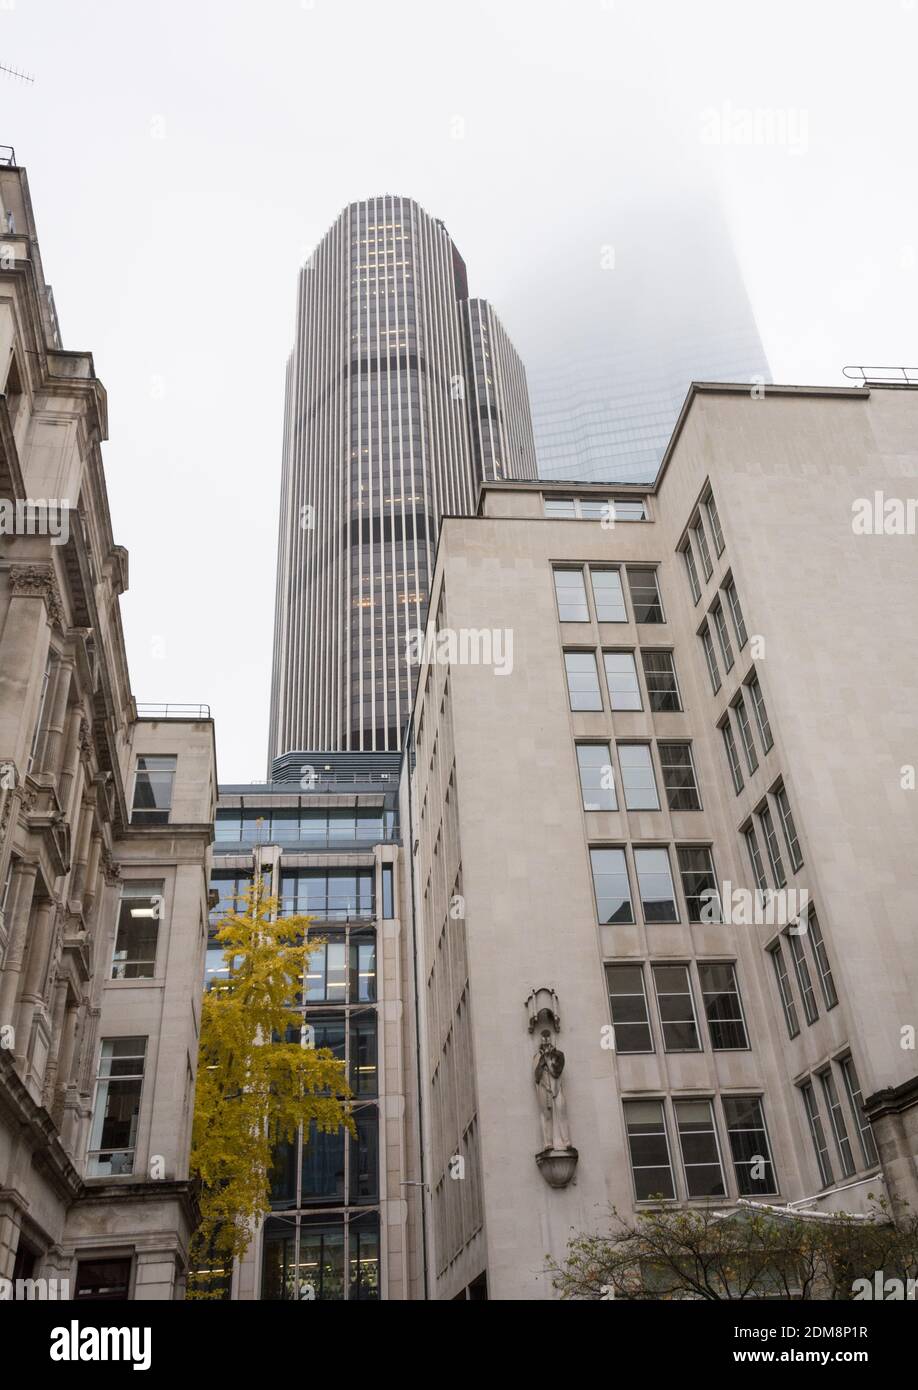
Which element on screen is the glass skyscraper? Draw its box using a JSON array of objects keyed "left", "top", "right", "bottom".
[{"left": 268, "top": 196, "right": 536, "bottom": 762}]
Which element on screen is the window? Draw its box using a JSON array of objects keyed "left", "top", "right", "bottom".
[
  {"left": 801, "top": 1082, "right": 834, "bottom": 1187},
  {"left": 590, "top": 848, "right": 634, "bottom": 924},
  {"left": 676, "top": 846, "right": 720, "bottom": 923},
  {"left": 553, "top": 567, "right": 589, "bottom": 622},
  {"left": 734, "top": 694, "right": 759, "bottom": 773},
  {"left": 788, "top": 929, "right": 819, "bottom": 1025},
  {"left": 840, "top": 1057, "right": 879, "bottom": 1168},
  {"left": 652, "top": 964, "right": 700, "bottom": 1050},
  {"left": 281, "top": 870, "right": 375, "bottom": 920},
  {"left": 820, "top": 1069, "right": 855, "bottom": 1179},
  {"left": 607, "top": 498, "right": 646, "bottom": 522},
  {"left": 744, "top": 825, "right": 768, "bottom": 894},
  {"left": 775, "top": 784, "right": 803, "bottom": 871},
  {"left": 544, "top": 496, "right": 646, "bottom": 522},
  {"left": 603, "top": 651, "right": 642, "bottom": 711},
  {"left": 618, "top": 744, "right": 659, "bottom": 811},
  {"left": 721, "top": 718, "right": 744, "bottom": 794},
  {"left": 682, "top": 541, "right": 701, "bottom": 603},
  {"left": 605, "top": 964, "right": 653, "bottom": 1053},
  {"left": 705, "top": 492, "right": 725, "bottom": 555},
  {"left": 590, "top": 568, "right": 627, "bottom": 623},
  {"left": 543, "top": 497, "right": 576, "bottom": 518},
  {"left": 806, "top": 909, "right": 837, "bottom": 1010},
  {"left": 692, "top": 517, "right": 713, "bottom": 579},
  {"left": 381, "top": 865, "right": 394, "bottom": 919},
  {"left": 769, "top": 941, "right": 800, "bottom": 1039},
  {"left": 725, "top": 579, "right": 748, "bottom": 648},
  {"left": 623, "top": 1099, "right": 675, "bottom": 1200},
  {"left": 758, "top": 804, "right": 786, "bottom": 888},
  {"left": 74, "top": 1258, "right": 132, "bottom": 1301},
  {"left": 675, "top": 1099, "right": 726, "bottom": 1197},
  {"left": 130, "top": 755, "right": 177, "bottom": 825},
  {"left": 634, "top": 848, "right": 678, "bottom": 922},
  {"left": 112, "top": 881, "right": 163, "bottom": 980},
  {"left": 698, "top": 962, "right": 749, "bottom": 1049},
  {"left": 711, "top": 600, "right": 734, "bottom": 671},
  {"left": 576, "top": 743, "right": 616, "bottom": 811},
  {"left": 627, "top": 567, "right": 664, "bottom": 623},
  {"left": 747, "top": 675, "right": 773, "bottom": 752},
  {"left": 88, "top": 1038, "right": 146, "bottom": 1177},
  {"left": 722, "top": 1096, "right": 777, "bottom": 1195},
  {"left": 700, "top": 624, "right": 721, "bottom": 694},
  {"left": 564, "top": 651, "right": 603, "bottom": 711},
  {"left": 658, "top": 742, "right": 701, "bottom": 811},
  {"left": 641, "top": 650, "right": 682, "bottom": 712}
]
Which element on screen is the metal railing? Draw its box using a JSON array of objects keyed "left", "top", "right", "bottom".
[
  {"left": 0, "top": 146, "right": 16, "bottom": 168},
  {"left": 136, "top": 702, "right": 211, "bottom": 720},
  {"left": 214, "top": 826, "right": 397, "bottom": 849},
  {"left": 842, "top": 365, "right": 918, "bottom": 385}
]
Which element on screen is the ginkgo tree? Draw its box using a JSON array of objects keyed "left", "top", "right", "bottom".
[{"left": 187, "top": 877, "right": 352, "bottom": 1298}]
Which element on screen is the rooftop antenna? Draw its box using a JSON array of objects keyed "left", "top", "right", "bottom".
[{"left": 0, "top": 62, "right": 35, "bottom": 84}]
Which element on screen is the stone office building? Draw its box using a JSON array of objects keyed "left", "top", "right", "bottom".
[
  {"left": 209, "top": 751, "right": 421, "bottom": 1300},
  {"left": 403, "top": 380, "right": 918, "bottom": 1298},
  {"left": 0, "top": 154, "right": 215, "bottom": 1299}
]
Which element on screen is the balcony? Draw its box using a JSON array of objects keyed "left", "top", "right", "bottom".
[{"left": 136, "top": 703, "right": 212, "bottom": 720}]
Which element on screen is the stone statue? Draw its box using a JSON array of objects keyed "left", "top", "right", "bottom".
[{"left": 533, "top": 1029, "right": 572, "bottom": 1152}]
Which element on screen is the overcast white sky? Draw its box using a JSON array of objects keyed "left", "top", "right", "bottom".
[{"left": 3, "top": 0, "right": 916, "bottom": 780}]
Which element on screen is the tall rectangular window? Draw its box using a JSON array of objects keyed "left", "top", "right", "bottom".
[
  {"left": 806, "top": 909, "right": 838, "bottom": 1010},
  {"left": 675, "top": 1099, "right": 726, "bottom": 1197},
  {"left": 720, "top": 718, "right": 744, "bottom": 794},
  {"left": 769, "top": 941, "right": 799, "bottom": 1038},
  {"left": 775, "top": 784, "right": 803, "bottom": 870},
  {"left": 820, "top": 1069, "right": 855, "bottom": 1179},
  {"left": 543, "top": 498, "right": 576, "bottom": 518},
  {"left": 564, "top": 651, "right": 603, "bottom": 711},
  {"left": 641, "top": 650, "right": 682, "bottom": 712},
  {"left": 734, "top": 694, "right": 759, "bottom": 773},
  {"left": 590, "top": 848, "right": 634, "bottom": 925},
  {"left": 801, "top": 1081, "right": 834, "bottom": 1187},
  {"left": 381, "top": 865, "right": 394, "bottom": 919},
  {"left": 700, "top": 624, "right": 721, "bottom": 694},
  {"left": 623, "top": 1100, "right": 675, "bottom": 1200},
  {"left": 590, "top": 568, "right": 627, "bottom": 623},
  {"left": 682, "top": 541, "right": 701, "bottom": 604},
  {"left": 744, "top": 825, "right": 768, "bottom": 894},
  {"left": 627, "top": 567, "right": 665, "bottom": 623},
  {"left": 131, "top": 755, "right": 177, "bottom": 826},
  {"left": 758, "top": 804, "right": 786, "bottom": 887},
  {"left": 112, "top": 881, "right": 164, "bottom": 980},
  {"left": 698, "top": 962, "right": 749, "bottom": 1049},
  {"left": 658, "top": 742, "right": 701, "bottom": 811},
  {"left": 788, "top": 929, "right": 819, "bottom": 1025},
  {"left": 618, "top": 744, "right": 659, "bottom": 811},
  {"left": 692, "top": 517, "right": 713, "bottom": 579},
  {"left": 652, "top": 964, "right": 700, "bottom": 1051},
  {"left": 722, "top": 1096, "right": 777, "bottom": 1195},
  {"left": 705, "top": 492, "right": 725, "bottom": 555},
  {"left": 603, "top": 651, "right": 642, "bottom": 711},
  {"left": 840, "top": 1057, "right": 879, "bottom": 1168},
  {"left": 711, "top": 600, "right": 734, "bottom": 671},
  {"left": 676, "top": 846, "right": 720, "bottom": 923},
  {"left": 725, "top": 579, "right": 748, "bottom": 648},
  {"left": 553, "top": 567, "right": 589, "bottom": 622},
  {"left": 747, "top": 675, "right": 773, "bottom": 752},
  {"left": 576, "top": 743, "right": 617, "bottom": 811},
  {"left": 605, "top": 964, "right": 653, "bottom": 1053},
  {"left": 88, "top": 1039, "right": 147, "bottom": 1177},
  {"left": 634, "top": 848, "right": 678, "bottom": 923}
]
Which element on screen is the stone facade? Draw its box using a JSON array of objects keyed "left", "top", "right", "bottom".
[
  {"left": 0, "top": 160, "right": 215, "bottom": 1300},
  {"left": 402, "top": 382, "right": 918, "bottom": 1299}
]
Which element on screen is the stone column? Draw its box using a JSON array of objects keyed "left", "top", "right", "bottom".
[
  {"left": 56, "top": 709, "right": 83, "bottom": 822},
  {"left": 36, "top": 656, "right": 74, "bottom": 783},
  {"left": 68, "top": 797, "right": 95, "bottom": 905},
  {"left": 14, "top": 897, "right": 57, "bottom": 1062},
  {"left": 42, "top": 976, "right": 70, "bottom": 1108},
  {"left": 0, "top": 858, "right": 38, "bottom": 1026}
]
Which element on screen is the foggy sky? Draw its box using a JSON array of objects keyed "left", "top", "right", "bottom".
[{"left": 2, "top": 0, "right": 915, "bottom": 778}]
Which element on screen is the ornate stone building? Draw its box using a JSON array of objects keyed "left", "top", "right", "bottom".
[{"left": 0, "top": 155, "right": 216, "bottom": 1299}]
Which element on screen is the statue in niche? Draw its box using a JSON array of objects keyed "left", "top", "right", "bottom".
[{"left": 533, "top": 1028, "right": 572, "bottom": 1152}]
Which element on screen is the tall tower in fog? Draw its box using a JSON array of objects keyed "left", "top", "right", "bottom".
[{"left": 268, "top": 195, "right": 536, "bottom": 761}]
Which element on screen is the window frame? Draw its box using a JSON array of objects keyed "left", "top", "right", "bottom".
[
  {"left": 697, "top": 960, "right": 750, "bottom": 1051},
  {"left": 651, "top": 962, "right": 702, "bottom": 1053}
]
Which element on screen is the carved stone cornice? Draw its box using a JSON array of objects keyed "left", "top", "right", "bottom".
[
  {"left": 99, "top": 847, "right": 120, "bottom": 885},
  {"left": 8, "top": 564, "right": 66, "bottom": 631}
]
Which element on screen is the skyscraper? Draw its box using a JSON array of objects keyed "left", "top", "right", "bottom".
[
  {"left": 268, "top": 196, "right": 536, "bottom": 763},
  {"left": 509, "top": 192, "right": 771, "bottom": 483}
]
